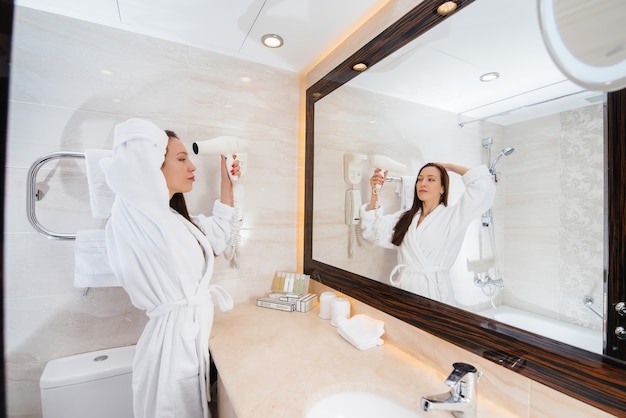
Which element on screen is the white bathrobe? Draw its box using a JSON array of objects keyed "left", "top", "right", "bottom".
[
  {"left": 102, "top": 118, "right": 234, "bottom": 418},
  {"left": 360, "top": 166, "right": 495, "bottom": 305}
]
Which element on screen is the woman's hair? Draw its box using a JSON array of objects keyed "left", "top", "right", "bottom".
[
  {"left": 391, "top": 162, "right": 449, "bottom": 246},
  {"left": 163, "top": 130, "right": 200, "bottom": 230}
]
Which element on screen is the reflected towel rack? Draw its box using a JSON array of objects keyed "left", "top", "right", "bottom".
[
  {"left": 27, "top": 151, "right": 85, "bottom": 240},
  {"left": 385, "top": 176, "right": 402, "bottom": 183}
]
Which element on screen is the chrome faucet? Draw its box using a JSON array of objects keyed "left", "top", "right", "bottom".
[{"left": 420, "top": 362, "right": 481, "bottom": 418}]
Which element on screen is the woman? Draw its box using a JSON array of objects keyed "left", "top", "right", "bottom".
[
  {"left": 360, "top": 162, "right": 495, "bottom": 305},
  {"left": 103, "top": 118, "right": 239, "bottom": 418}
]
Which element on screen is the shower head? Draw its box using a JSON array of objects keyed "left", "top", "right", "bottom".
[{"left": 489, "top": 147, "right": 515, "bottom": 172}]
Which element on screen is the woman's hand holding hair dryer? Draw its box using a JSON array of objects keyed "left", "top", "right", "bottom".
[{"left": 367, "top": 168, "right": 387, "bottom": 211}]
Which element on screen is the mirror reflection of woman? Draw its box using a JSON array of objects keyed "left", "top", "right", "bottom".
[
  {"left": 360, "top": 162, "right": 495, "bottom": 305},
  {"left": 103, "top": 118, "right": 239, "bottom": 418}
]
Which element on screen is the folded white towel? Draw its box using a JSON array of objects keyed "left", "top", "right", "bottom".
[
  {"left": 398, "top": 175, "right": 417, "bottom": 211},
  {"left": 336, "top": 314, "right": 385, "bottom": 350},
  {"left": 85, "top": 149, "right": 114, "bottom": 219},
  {"left": 74, "top": 229, "right": 121, "bottom": 288}
]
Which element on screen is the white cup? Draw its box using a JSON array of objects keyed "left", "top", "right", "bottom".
[
  {"left": 330, "top": 297, "right": 350, "bottom": 327},
  {"left": 319, "top": 292, "right": 336, "bottom": 319}
]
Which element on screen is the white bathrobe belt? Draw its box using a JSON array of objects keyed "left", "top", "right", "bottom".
[
  {"left": 389, "top": 264, "right": 443, "bottom": 301},
  {"left": 146, "top": 284, "right": 233, "bottom": 319}
]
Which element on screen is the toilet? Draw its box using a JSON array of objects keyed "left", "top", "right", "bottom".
[{"left": 39, "top": 345, "right": 135, "bottom": 418}]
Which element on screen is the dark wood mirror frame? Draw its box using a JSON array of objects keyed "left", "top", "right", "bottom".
[{"left": 303, "top": 0, "right": 625, "bottom": 415}]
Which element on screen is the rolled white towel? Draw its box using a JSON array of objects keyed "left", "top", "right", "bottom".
[
  {"left": 74, "top": 229, "right": 121, "bottom": 288},
  {"left": 398, "top": 175, "right": 417, "bottom": 211},
  {"left": 85, "top": 149, "right": 114, "bottom": 219}
]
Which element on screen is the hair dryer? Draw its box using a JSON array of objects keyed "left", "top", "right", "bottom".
[
  {"left": 370, "top": 154, "right": 407, "bottom": 191},
  {"left": 192, "top": 136, "right": 248, "bottom": 181}
]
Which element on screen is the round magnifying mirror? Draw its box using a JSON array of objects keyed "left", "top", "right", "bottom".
[{"left": 538, "top": 0, "right": 626, "bottom": 91}]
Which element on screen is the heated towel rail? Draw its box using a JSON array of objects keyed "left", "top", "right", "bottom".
[{"left": 27, "top": 151, "right": 85, "bottom": 240}]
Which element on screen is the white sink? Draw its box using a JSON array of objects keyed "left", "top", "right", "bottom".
[{"left": 306, "top": 391, "right": 423, "bottom": 418}]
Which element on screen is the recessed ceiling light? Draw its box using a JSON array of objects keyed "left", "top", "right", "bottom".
[
  {"left": 261, "top": 34, "right": 283, "bottom": 48},
  {"left": 480, "top": 72, "right": 500, "bottom": 82},
  {"left": 352, "top": 63, "right": 368, "bottom": 72},
  {"left": 437, "top": 1, "right": 458, "bottom": 16}
]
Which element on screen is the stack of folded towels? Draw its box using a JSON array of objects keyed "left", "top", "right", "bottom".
[
  {"left": 74, "top": 229, "right": 121, "bottom": 288},
  {"left": 74, "top": 149, "right": 119, "bottom": 289},
  {"left": 336, "top": 314, "right": 385, "bottom": 350}
]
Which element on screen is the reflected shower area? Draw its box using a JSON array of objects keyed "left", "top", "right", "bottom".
[
  {"left": 469, "top": 137, "right": 514, "bottom": 307},
  {"left": 464, "top": 91, "right": 605, "bottom": 354}
]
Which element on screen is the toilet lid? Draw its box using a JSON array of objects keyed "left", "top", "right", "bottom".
[{"left": 40, "top": 345, "right": 135, "bottom": 389}]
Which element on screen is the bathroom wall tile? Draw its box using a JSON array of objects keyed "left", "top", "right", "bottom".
[
  {"left": 4, "top": 291, "right": 144, "bottom": 359},
  {"left": 187, "top": 49, "right": 299, "bottom": 128},
  {"left": 211, "top": 226, "right": 299, "bottom": 304},
  {"left": 7, "top": 6, "right": 300, "bottom": 417},
  {"left": 11, "top": 8, "right": 189, "bottom": 118},
  {"left": 6, "top": 102, "right": 117, "bottom": 169},
  {"left": 4, "top": 233, "right": 76, "bottom": 298}
]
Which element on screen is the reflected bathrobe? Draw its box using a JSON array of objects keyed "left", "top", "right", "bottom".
[
  {"left": 102, "top": 119, "right": 234, "bottom": 418},
  {"left": 360, "top": 165, "right": 495, "bottom": 305}
]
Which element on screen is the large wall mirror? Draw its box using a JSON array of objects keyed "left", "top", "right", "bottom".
[{"left": 304, "top": 0, "right": 625, "bottom": 415}]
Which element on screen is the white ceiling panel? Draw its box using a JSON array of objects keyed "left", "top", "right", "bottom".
[
  {"left": 117, "top": 0, "right": 266, "bottom": 52},
  {"left": 15, "top": 0, "right": 390, "bottom": 73},
  {"left": 15, "top": 0, "right": 121, "bottom": 26}
]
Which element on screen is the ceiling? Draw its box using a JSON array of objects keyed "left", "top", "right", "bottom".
[
  {"left": 347, "top": 0, "right": 602, "bottom": 126},
  {"left": 14, "top": 0, "right": 389, "bottom": 73},
  {"left": 14, "top": 0, "right": 603, "bottom": 126}
]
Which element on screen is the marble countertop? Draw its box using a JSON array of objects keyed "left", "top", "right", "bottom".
[{"left": 209, "top": 300, "right": 513, "bottom": 418}]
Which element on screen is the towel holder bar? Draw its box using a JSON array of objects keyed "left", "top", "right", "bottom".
[
  {"left": 26, "top": 151, "right": 85, "bottom": 240},
  {"left": 385, "top": 176, "right": 402, "bottom": 183}
]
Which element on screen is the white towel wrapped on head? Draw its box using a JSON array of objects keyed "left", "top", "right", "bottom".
[
  {"left": 336, "top": 314, "right": 385, "bottom": 350},
  {"left": 85, "top": 149, "right": 114, "bottom": 219},
  {"left": 74, "top": 229, "right": 121, "bottom": 288}
]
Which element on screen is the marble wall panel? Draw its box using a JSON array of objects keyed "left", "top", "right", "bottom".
[{"left": 6, "top": 6, "right": 300, "bottom": 417}]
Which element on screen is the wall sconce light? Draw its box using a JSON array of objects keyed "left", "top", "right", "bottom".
[{"left": 261, "top": 34, "right": 284, "bottom": 48}]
